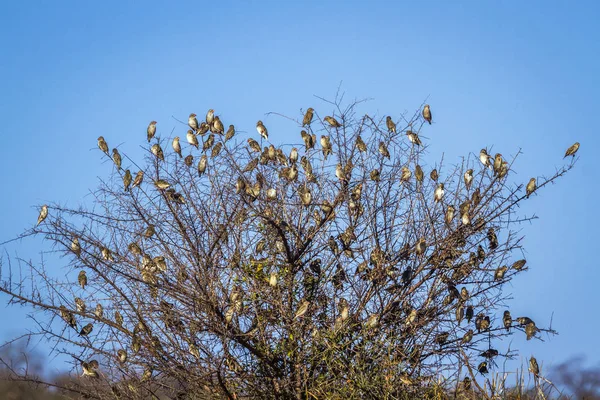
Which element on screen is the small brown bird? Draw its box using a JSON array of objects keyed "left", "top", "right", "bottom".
[
  {"left": 184, "top": 154, "right": 193, "bottom": 167},
  {"left": 525, "top": 322, "right": 538, "bottom": 340},
  {"left": 422, "top": 104, "right": 432, "bottom": 124},
  {"left": 434, "top": 183, "right": 445, "bottom": 202},
  {"left": 294, "top": 300, "right": 310, "bottom": 319},
  {"left": 321, "top": 135, "right": 332, "bottom": 158},
  {"left": 480, "top": 349, "right": 499, "bottom": 359},
  {"left": 37, "top": 205, "right": 48, "bottom": 225},
  {"left": 324, "top": 116, "right": 341, "bottom": 127},
  {"left": 59, "top": 305, "right": 77, "bottom": 329},
  {"left": 123, "top": 169, "right": 132, "bottom": 191},
  {"left": 95, "top": 303, "right": 103, "bottom": 318},
  {"left": 143, "top": 224, "right": 155, "bottom": 238},
  {"left": 495, "top": 265, "right": 508, "bottom": 280},
  {"left": 225, "top": 125, "right": 235, "bottom": 141},
  {"left": 370, "top": 169, "right": 381, "bottom": 181},
  {"left": 80, "top": 323, "right": 93, "bottom": 336},
  {"left": 379, "top": 142, "right": 390, "bottom": 159},
  {"left": 480, "top": 149, "right": 491, "bottom": 168},
  {"left": 75, "top": 297, "right": 86, "bottom": 313},
  {"left": 132, "top": 171, "right": 144, "bottom": 189},
  {"left": 406, "top": 130, "right": 422, "bottom": 146},
  {"left": 487, "top": 228, "right": 498, "bottom": 249},
  {"left": 147, "top": 121, "right": 157, "bottom": 142},
  {"left": 299, "top": 187, "right": 312, "bottom": 206},
  {"left": 151, "top": 144, "right": 164, "bottom": 160},
  {"left": 213, "top": 116, "right": 224, "bottom": 134},
  {"left": 512, "top": 259, "right": 527, "bottom": 270},
  {"left": 188, "top": 113, "right": 199, "bottom": 131},
  {"left": 430, "top": 169, "right": 439, "bottom": 181},
  {"left": 81, "top": 362, "right": 98, "bottom": 378},
  {"left": 289, "top": 147, "right": 299, "bottom": 163},
  {"left": 526, "top": 178, "right": 536, "bottom": 198},
  {"left": 529, "top": 356, "right": 540, "bottom": 376},
  {"left": 172, "top": 137, "right": 182, "bottom": 157},
  {"left": 493, "top": 153, "right": 503, "bottom": 175},
  {"left": 211, "top": 142, "right": 223, "bottom": 158},
  {"left": 415, "top": 238, "right": 427, "bottom": 255},
  {"left": 463, "top": 377, "right": 471, "bottom": 391},
  {"left": 198, "top": 122, "right": 210, "bottom": 135},
  {"left": 303, "top": 108, "right": 314, "bottom": 126},
  {"left": 400, "top": 166, "right": 412, "bottom": 182},
  {"left": 115, "top": 310, "right": 123, "bottom": 327},
  {"left": 503, "top": 310, "right": 512, "bottom": 331},
  {"left": 564, "top": 142, "right": 580, "bottom": 158},
  {"left": 185, "top": 130, "right": 198, "bottom": 149},
  {"left": 154, "top": 179, "right": 170, "bottom": 190},
  {"left": 356, "top": 135, "right": 367, "bottom": 152},
  {"left": 462, "top": 329, "right": 473, "bottom": 343},
  {"left": 386, "top": 116, "right": 396, "bottom": 134},
  {"left": 300, "top": 130, "right": 315, "bottom": 150},
  {"left": 117, "top": 349, "right": 127, "bottom": 364},
  {"left": 464, "top": 169, "right": 473, "bottom": 190},
  {"left": 243, "top": 158, "right": 258, "bottom": 173},
  {"left": 466, "top": 306, "right": 474, "bottom": 323},
  {"left": 78, "top": 270, "right": 87, "bottom": 289},
  {"left": 205, "top": 109, "right": 214, "bottom": 126},
  {"left": 71, "top": 237, "right": 81, "bottom": 257},
  {"left": 478, "top": 361, "right": 488, "bottom": 375},
  {"left": 248, "top": 138, "right": 261, "bottom": 153},
  {"left": 256, "top": 120, "right": 268, "bottom": 140},
  {"left": 97, "top": 136, "right": 109, "bottom": 153},
  {"left": 456, "top": 304, "right": 465, "bottom": 324},
  {"left": 445, "top": 205, "right": 455, "bottom": 224},
  {"left": 415, "top": 165, "right": 424, "bottom": 182}
]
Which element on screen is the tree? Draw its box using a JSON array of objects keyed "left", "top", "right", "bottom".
[{"left": 0, "top": 94, "right": 579, "bottom": 399}]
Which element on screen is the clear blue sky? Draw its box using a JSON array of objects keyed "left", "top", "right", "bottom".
[{"left": 0, "top": 0, "right": 598, "bottom": 377}]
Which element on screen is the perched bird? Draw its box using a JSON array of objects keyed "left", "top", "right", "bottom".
[
  {"left": 503, "top": 310, "right": 512, "bottom": 331},
  {"left": 289, "top": 147, "right": 299, "bottom": 163},
  {"left": 303, "top": 108, "right": 314, "bottom": 126},
  {"left": 294, "top": 300, "right": 310, "bottom": 319},
  {"left": 415, "top": 165, "right": 424, "bottom": 183},
  {"left": 487, "top": 228, "right": 498, "bottom": 249},
  {"left": 117, "top": 349, "right": 127, "bottom": 364},
  {"left": 336, "top": 164, "right": 346, "bottom": 181},
  {"left": 300, "top": 187, "right": 312, "bottom": 206},
  {"left": 198, "top": 122, "right": 210, "bottom": 135},
  {"left": 147, "top": 121, "right": 157, "bottom": 142},
  {"left": 370, "top": 169, "right": 381, "bottom": 181},
  {"left": 512, "top": 259, "right": 527, "bottom": 270},
  {"left": 379, "top": 142, "right": 390, "bottom": 159},
  {"left": 75, "top": 297, "right": 86, "bottom": 313},
  {"left": 71, "top": 237, "right": 81, "bottom": 257},
  {"left": 321, "top": 135, "right": 332, "bottom": 158},
  {"left": 529, "top": 356, "right": 540, "bottom": 376},
  {"left": 154, "top": 179, "right": 170, "bottom": 190},
  {"left": 101, "top": 247, "right": 113, "bottom": 261},
  {"left": 123, "top": 169, "right": 132, "bottom": 191},
  {"left": 188, "top": 113, "right": 199, "bottom": 131},
  {"left": 434, "top": 183, "right": 445, "bottom": 202},
  {"left": 445, "top": 205, "right": 455, "bottom": 224},
  {"left": 415, "top": 238, "right": 427, "bottom": 256},
  {"left": 406, "top": 130, "right": 422, "bottom": 146},
  {"left": 298, "top": 131, "right": 312, "bottom": 151},
  {"left": 464, "top": 169, "right": 473, "bottom": 190},
  {"left": 80, "top": 323, "right": 93, "bottom": 336},
  {"left": 205, "top": 109, "right": 214, "bottom": 126},
  {"left": 564, "top": 142, "right": 580, "bottom": 158},
  {"left": 78, "top": 270, "right": 87, "bottom": 289},
  {"left": 248, "top": 138, "right": 261, "bottom": 153},
  {"left": 456, "top": 304, "right": 465, "bottom": 324},
  {"left": 462, "top": 329, "right": 473, "bottom": 343},
  {"left": 172, "top": 137, "right": 182, "bottom": 157},
  {"left": 355, "top": 135, "right": 367, "bottom": 152},
  {"left": 516, "top": 316, "right": 534, "bottom": 326},
  {"left": 143, "top": 225, "right": 156, "bottom": 238},
  {"left": 422, "top": 104, "right": 432, "bottom": 124},
  {"left": 95, "top": 303, "right": 103, "bottom": 319},
  {"left": 435, "top": 332, "right": 449, "bottom": 347},
  {"left": 128, "top": 242, "right": 141, "bottom": 256},
  {"left": 495, "top": 265, "right": 508, "bottom": 281},
  {"left": 243, "top": 158, "right": 258, "bottom": 173},
  {"left": 480, "top": 149, "right": 491, "bottom": 168},
  {"left": 202, "top": 134, "right": 215, "bottom": 151},
  {"left": 132, "top": 171, "right": 144, "bottom": 189},
  {"left": 430, "top": 169, "right": 439, "bottom": 181},
  {"left": 365, "top": 314, "right": 379, "bottom": 329},
  {"left": 463, "top": 377, "right": 472, "bottom": 391},
  {"left": 211, "top": 142, "right": 223, "bottom": 158},
  {"left": 493, "top": 153, "right": 503, "bottom": 175},
  {"left": 480, "top": 349, "right": 499, "bottom": 359},
  {"left": 81, "top": 362, "right": 98, "bottom": 378},
  {"left": 213, "top": 116, "right": 224, "bottom": 134},
  {"left": 526, "top": 178, "right": 536, "bottom": 198},
  {"left": 466, "top": 306, "right": 474, "bottom": 323},
  {"left": 97, "top": 136, "right": 109, "bottom": 153},
  {"left": 151, "top": 144, "right": 164, "bottom": 161},
  {"left": 269, "top": 271, "right": 277, "bottom": 287},
  {"left": 525, "top": 322, "right": 538, "bottom": 340},
  {"left": 324, "top": 116, "right": 341, "bottom": 127},
  {"left": 37, "top": 205, "right": 48, "bottom": 225},
  {"left": 256, "top": 121, "right": 268, "bottom": 140},
  {"left": 185, "top": 130, "right": 199, "bottom": 149},
  {"left": 115, "top": 310, "right": 123, "bottom": 327},
  {"left": 59, "top": 305, "right": 77, "bottom": 329},
  {"left": 478, "top": 361, "right": 488, "bottom": 375},
  {"left": 400, "top": 166, "right": 411, "bottom": 182},
  {"left": 184, "top": 155, "right": 194, "bottom": 167},
  {"left": 386, "top": 116, "right": 396, "bottom": 134},
  {"left": 225, "top": 125, "right": 235, "bottom": 141},
  {"left": 460, "top": 287, "right": 469, "bottom": 301}
]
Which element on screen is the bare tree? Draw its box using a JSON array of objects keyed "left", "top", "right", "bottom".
[{"left": 0, "top": 94, "right": 580, "bottom": 399}]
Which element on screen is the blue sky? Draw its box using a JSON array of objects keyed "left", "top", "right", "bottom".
[{"left": 0, "top": 0, "right": 598, "bottom": 377}]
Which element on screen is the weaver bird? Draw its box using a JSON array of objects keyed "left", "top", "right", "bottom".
[
  {"left": 97, "top": 136, "right": 109, "bottom": 153},
  {"left": 37, "top": 205, "right": 48, "bottom": 225},
  {"left": 132, "top": 171, "right": 144, "bottom": 189},
  {"left": 386, "top": 116, "right": 396, "bottom": 133},
  {"left": 564, "top": 142, "right": 580, "bottom": 158},
  {"left": 303, "top": 108, "right": 314, "bottom": 126},
  {"left": 188, "top": 113, "right": 199, "bottom": 131},
  {"left": 256, "top": 120, "right": 268, "bottom": 140},
  {"left": 172, "top": 137, "right": 182, "bottom": 157},
  {"left": 147, "top": 121, "right": 157, "bottom": 142},
  {"left": 526, "top": 178, "right": 536, "bottom": 198},
  {"left": 78, "top": 270, "right": 87, "bottom": 289},
  {"left": 422, "top": 104, "right": 432, "bottom": 124},
  {"left": 324, "top": 116, "right": 341, "bottom": 127}
]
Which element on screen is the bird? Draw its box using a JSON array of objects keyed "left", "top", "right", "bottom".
[
  {"left": 74, "top": 297, "right": 86, "bottom": 313},
  {"left": 37, "top": 205, "right": 48, "bottom": 225},
  {"left": 123, "top": 170, "right": 132, "bottom": 191},
  {"left": 78, "top": 270, "right": 87, "bottom": 289},
  {"left": 71, "top": 237, "right": 81, "bottom": 257},
  {"left": 132, "top": 171, "right": 144, "bottom": 189},
  {"left": 415, "top": 165, "right": 424, "bottom": 183},
  {"left": 466, "top": 306, "right": 474, "bottom": 323},
  {"left": 211, "top": 142, "right": 223, "bottom": 158},
  {"left": 321, "top": 135, "right": 332, "bottom": 158},
  {"left": 248, "top": 138, "right": 261, "bottom": 153},
  {"left": 415, "top": 238, "right": 427, "bottom": 256},
  {"left": 463, "top": 377, "right": 471, "bottom": 391},
  {"left": 81, "top": 362, "right": 98, "bottom": 378},
  {"left": 154, "top": 179, "right": 170, "bottom": 190},
  {"left": 269, "top": 271, "right": 277, "bottom": 287},
  {"left": 213, "top": 116, "right": 224, "bottom": 134},
  {"left": 80, "top": 323, "right": 93, "bottom": 336},
  {"left": 495, "top": 266, "right": 508, "bottom": 280},
  {"left": 151, "top": 144, "right": 164, "bottom": 161},
  {"left": 503, "top": 310, "right": 512, "bottom": 331},
  {"left": 480, "top": 349, "right": 499, "bottom": 359},
  {"left": 115, "top": 310, "right": 123, "bottom": 327},
  {"left": 445, "top": 205, "right": 455, "bottom": 224},
  {"left": 184, "top": 155, "right": 193, "bottom": 167},
  {"left": 203, "top": 134, "right": 215, "bottom": 151},
  {"left": 198, "top": 122, "right": 210, "bottom": 135},
  {"left": 464, "top": 169, "right": 473, "bottom": 190},
  {"left": 256, "top": 121, "right": 268, "bottom": 140},
  {"left": 205, "top": 109, "right": 214, "bottom": 126},
  {"left": 493, "top": 153, "right": 503, "bottom": 175},
  {"left": 97, "top": 136, "right": 109, "bottom": 153},
  {"left": 456, "top": 304, "right": 465, "bottom": 324},
  {"left": 324, "top": 116, "right": 341, "bottom": 127},
  {"left": 379, "top": 142, "right": 390, "bottom": 159},
  {"left": 370, "top": 169, "right": 381, "bottom": 181},
  {"left": 147, "top": 121, "right": 157, "bottom": 142},
  {"left": 172, "top": 137, "right": 182, "bottom": 157},
  {"left": 430, "top": 169, "right": 439, "bottom": 181},
  {"left": 289, "top": 147, "right": 299, "bottom": 163},
  {"left": 336, "top": 164, "right": 346, "bottom": 181},
  {"left": 243, "top": 158, "right": 258, "bottom": 173},
  {"left": 406, "top": 130, "right": 422, "bottom": 146},
  {"left": 525, "top": 322, "right": 538, "bottom": 340},
  {"left": 487, "top": 228, "right": 498, "bottom": 249},
  {"left": 144, "top": 225, "right": 156, "bottom": 238},
  {"left": 186, "top": 130, "right": 199, "bottom": 149},
  {"left": 117, "top": 349, "right": 127, "bottom": 364},
  {"left": 294, "top": 300, "right": 310, "bottom": 319},
  {"left": 529, "top": 356, "right": 540, "bottom": 376},
  {"left": 300, "top": 187, "right": 312, "bottom": 206},
  {"left": 225, "top": 125, "right": 235, "bottom": 141},
  {"left": 435, "top": 332, "right": 449, "bottom": 346},
  {"left": 301, "top": 130, "right": 315, "bottom": 150},
  {"left": 564, "top": 142, "right": 580, "bottom": 158},
  {"left": 526, "top": 178, "right": 536, "bottom": 198},
  {"left": 188, "top": 113, "right": 199, "bottom": 132},
  {"left": 59, "top": 305, "right": 77, "bottom": 329},
  {"left": 462, "top": 329, "right": 473, "bottom": 343},
  {"left": 512, "top": 259, "right": 527, "bottom": 270},
  {"left": 356, "top": 135, "right": 367, "bottom": 152},
  {"left": 95, "top": 303, "right": 103, "bottom": 319},
  {"left": 386, "top": 116, "right": 396, "bottom": 134},
  {"left": 422, "top": 104, "right": 432, "bottom": 124},
  {"left": 303, "top": 108, "right": 314, "bottom": 126},
  {"left": 516, "top": 316, "right": 534, "bottom": 326},
  {"left": 478, "top": 361, "right": 488, "bottom": 375},
  {"left": 460, "top": 287, "right": 469, "bottom": 301},
  {"left": 400, "top": 166, "right": 412, "bottom": 182},
  {"left": 434, "top": 183, "right": 445, "bottom": 202}
]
